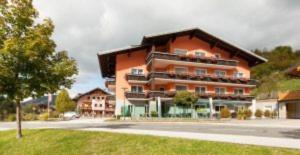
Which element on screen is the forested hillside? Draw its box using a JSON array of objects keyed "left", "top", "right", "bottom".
[{"left": 251, "top": 46, "right": 300, "bottom": 97}]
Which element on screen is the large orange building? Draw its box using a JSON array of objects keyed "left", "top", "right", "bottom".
[{"left": 98, "top": 28, "right": 267, "bottom": 118}]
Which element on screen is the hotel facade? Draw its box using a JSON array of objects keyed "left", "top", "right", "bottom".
[{"left": 98, "top": 28, "right": 267, "bottom": 118}]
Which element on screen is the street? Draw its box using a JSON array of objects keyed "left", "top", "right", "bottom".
[{"left": 1, "top": 119, "right": 300, "bottom": 139}]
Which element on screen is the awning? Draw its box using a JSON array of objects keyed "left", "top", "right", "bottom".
[{"left": 196, "top": 99, "right": 251, "bottom": 106}]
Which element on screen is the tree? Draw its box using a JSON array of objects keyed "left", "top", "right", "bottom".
[
  {"left": 0, "top": 0, "right": 78, "bottom": 138},
  {"left": 55, "top": 89, "right": 75, "bottom": 114},
  {"left": 173, "top": 91, "right": 198, "bottom": 117}
]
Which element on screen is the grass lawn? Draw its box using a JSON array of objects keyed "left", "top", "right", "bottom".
[
  {"left": 0, "top": 129, "right": 299, "bottom": 155},
  {"left": 279, "top": 78, "right": 300, "bottom": 91}
]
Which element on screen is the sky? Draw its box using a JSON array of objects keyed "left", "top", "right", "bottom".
[{"left": 33, "top": 0, "right": 300, "bottom": 97}]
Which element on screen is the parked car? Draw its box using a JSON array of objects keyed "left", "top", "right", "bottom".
[{"left": 63, "top": 111, "right": 79, "bottom": 120}]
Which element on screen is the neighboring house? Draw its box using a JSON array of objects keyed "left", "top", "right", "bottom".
[
  {"left": 256, "top": 63, "right": 300, "bottom": 119},
  {"left": 97, "top": 28, "right": 267, "bottom": 118},
  {"left": 73, "top": 87, "right": 115, "bottom": 117},
  {"left": 277, "top": 63, "right": 300, "bottom": 119},
  {"left": 22, "top": 95, "right": 57, "bottom": 110}
]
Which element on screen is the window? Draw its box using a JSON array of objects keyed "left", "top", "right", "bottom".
[
  {"left": 195, "top": 87, "right": 206, "bottom": 94},
  {"left": 195, "top": 51, "right": 205, "bottom": 57},
  {"left": 215, "top": 87, "right": 226, "bottom": 95},
  {"left": 214, "top": 53, "right": 221, "bottom": 58},
  {"left": 131, "top": 68, "right": 143, "bottom": 75},
  {"left": 234, "top": 72, "right": 244, "bottom": 78},
  {"left": 131, "top": 86, "right": 143, "bottom": 93},
  {"left": 92, "top": 96, "right": 95, "bottom": 99},
  {"left": 99, "top": 104, "right": 102, "bottom": 107},
  {"left": 174, "top": 49, "right": 187, "bottom": 56},
  {"left": 196, "top": 69, "right": 206, "bottom": 75},
  {"left": 215, "top": 70, "right": 226, "bottom": 77},
  {"left": 97, "top": 97, "right": 100, "bottom": 100},
  {"left": 87, "top": 96, "right": 90, "bottom": 100},
  {"left": 175, "top": 67, "right": 187, "bottom": 74},
  {"left": 234, "top": 88, "right": 244, "bottom": 95},
  {"left": 175, "top": 85, "right": 187, "bottom": 91},
  {"left": 94, "top": 104, "right": 97, "bottom": 107},
  {"left": 102, "top": 97, "right": 105, "bottom": 100},
  {"left": 159, "top": 87, "right": 165, "bottom": 91}
]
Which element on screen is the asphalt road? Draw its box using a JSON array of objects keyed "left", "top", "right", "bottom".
[{"left": 1, "top": 121, "right": 300, "bottom": 139}]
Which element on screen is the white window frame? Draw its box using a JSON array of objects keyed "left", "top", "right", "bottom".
[
  {"left": 195, "top": 51, "right": 206, "bottom": 57},
  {"left": 195, "top": 86, "right": 207, "bottom": 94},
  {"left": 175, "top": 84, "right": 188, "bottom": 91},
  {"left": 234, "top": 88, "right": 244, "bottom": 95},
  {"left": 215, "top": 70, "right": 226, "bottom": 77},
  {"left": 174, "top": 48, "right": 188, "bottom": 56},
  {"left": 215, "top": 87, "right": 226, "bottom": 95},
  {"left": 234, "top": 72, "right": 244, "bottom": 78},
  {"left": 195, "top": 68, "right": 207, "bottom": 76},
  {"left": 131, "top": 68, "right": 143, "bottom": 75},
  {"left": 174, "top": 66, "right": 188, "bottom": 74},
  {"left": 131, "top": 85, "right": 144, "bottom": 93}
]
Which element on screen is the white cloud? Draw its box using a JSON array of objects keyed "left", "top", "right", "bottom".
[{"left": 33, "top": 0, "right": 300, "bottom": 96}]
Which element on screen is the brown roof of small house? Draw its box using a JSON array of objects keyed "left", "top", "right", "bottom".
[{"left": 73, "top": 87, "right": 111, "bottom": 101}]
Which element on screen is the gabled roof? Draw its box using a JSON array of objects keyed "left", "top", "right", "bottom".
[
  {"left": 73, "top": 87, "right": 111, "bottom": 101},
  {"left": 285, "top": 62, "right": 300, "bottom": 77},
  {"left": 98, "top": 27, "right": 268, "bottom": 78}
]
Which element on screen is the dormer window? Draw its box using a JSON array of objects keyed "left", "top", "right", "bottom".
[{"left": 174, "top": 48, "right": 187, "bottom": 56}]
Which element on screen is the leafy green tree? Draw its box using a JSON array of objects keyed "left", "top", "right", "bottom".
[
  {"left": 173, "top": 91, "right": 198, "bottom": 117},
  {"left": 55, "top": 89, "right": 75, "bottom": 114},
  {"left": 0, "top": 0, "right": 78, "bottom": 138}
]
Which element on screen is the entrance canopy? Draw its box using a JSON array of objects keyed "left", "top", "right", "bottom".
[{"left": 196, "top": 99, "right": 251, "bottom": 106}]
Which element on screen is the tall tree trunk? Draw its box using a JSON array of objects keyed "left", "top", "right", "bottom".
[{"left": 16, "top": 100, "right": 22, "bottom": 138}]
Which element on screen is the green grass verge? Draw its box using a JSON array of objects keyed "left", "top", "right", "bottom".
[{"left": 0, "top": 129, "right": 299, "bottom": 155}]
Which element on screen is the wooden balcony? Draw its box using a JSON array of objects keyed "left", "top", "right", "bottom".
[
  {"left": 125, "top": 91, "right": 147, "bottom": 99},
  {"left": 146, "top": 52, "right": 238, "bottom": 69},
  {"left": 126, "top": 74, "right": 148, "bottom": 83},
  {"left": 105, "top": 79, "right": 116, "bottom": 87},
  {"left": 148, "top": 72, "right": 256, "bottom": 87}
]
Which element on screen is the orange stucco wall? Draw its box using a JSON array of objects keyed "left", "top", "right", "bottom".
[
  {"left": 168, "top": 36, "right": 250, "bottom": 78},
  {"left": 114, "top": 36, "right": 253, "bottom": 100},
  {"left": 115, "top": 50, "right": 149, "bottom": 100}
]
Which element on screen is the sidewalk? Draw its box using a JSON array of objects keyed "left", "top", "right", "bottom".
[{"left": 81, "top": 128, "right": 300, "bottom": 149}]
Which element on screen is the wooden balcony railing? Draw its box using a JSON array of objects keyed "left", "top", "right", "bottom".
[
  {"left": 146, "top": 52, "right": 238, "bottom": 67},
  {"left": 125, "top": 92, "right": 147, "bottom": 98},
  {"left": 105, "top": 79, "right": 116, "bottom": 87},
  {"left": 126, "top": 74, "right": 148, "bottom": 81},
  {"left": 148, "top": 72, "right": 257, "bottom": 85}
]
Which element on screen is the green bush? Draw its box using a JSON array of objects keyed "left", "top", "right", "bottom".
[
  {"left": 23, "top": 113, "right": 37, "bottom": 121},
  {"left": 6, "top": 114, "right": 16, "bottom": 122},
  {"left": 220, "top": 107, "right": 231, "bottom": 118},
  {"left": 237, "top": 110, "right": 246, "bottom": 120},
  {"left": 264, "top": 110, "right": 271, "bottom": 118},
  {"left": 255, "top": 109, "right": 263, "bottom": 118},
  {"left": 245, "top": 109, "right": 252, "bottom": 119},
  {"left": 151, "top": 111, "right": 158, "bottom": 117},
  {"left": 38, "top": 113, "right": 49, "bottom": 121},
  {"left": 50, "top": 111, "right": 60, "bottom": 118}
]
